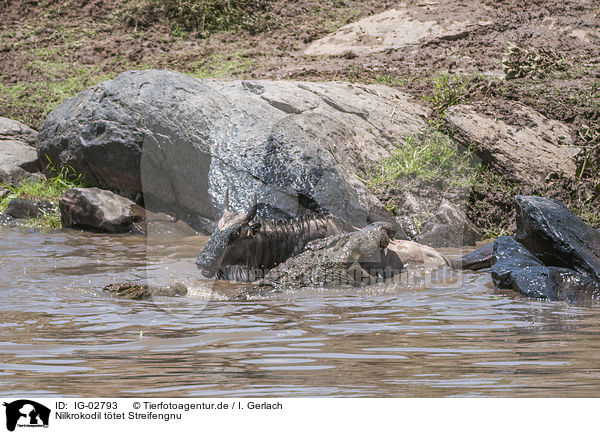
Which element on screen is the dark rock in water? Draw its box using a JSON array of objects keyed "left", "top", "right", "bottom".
[
  {"left": 491, "top": 236, "right": 543, "bottom": 288},
  {"left": 480, "top": 196, "right": 600, "bottom": 303},
  {"left": 491, "top": 236, "right": 600, "bottom": 301},
  {"left": 491, "top": 236, "right": 559, "bottom": 299},
  {"left": 37, "top": 70, "right": 430, "bottom": 232},
  {"left": 546, "top": 267, "right": 600, "bottom": 303},
  {"left": 0, "top": 117, "right": 41, "bottom": 184},
  {"left": 415, "top": 199, "right": 481, "bottom": 247},
  {"left": 260, "top": 222, "right": 403, "bottom": 289},
  {"left": 103, "top": 282, "right": 187, "bottom": 300},
  {"left": 59, "top": 187, "right": 144, "bottom": 233},
  {"left": 504, "top": 265, "right": 600, "bottom": 302},
  {"left": 514, "top": 195, "right": 600, "bottom": 282},
  {"left": 451, "top": 242, "right": 493, "bottom": 270},
  {"left": 6, "top": 198, "right": 54, "bottom": 219}
]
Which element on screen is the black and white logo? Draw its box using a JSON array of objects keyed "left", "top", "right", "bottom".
[{"left": 3, "top": 400, "right": 50, "bottom": 432}]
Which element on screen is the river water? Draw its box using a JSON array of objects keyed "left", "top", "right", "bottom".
[{"left": 2, "top": 225, "right": 600, "bottom": 397}]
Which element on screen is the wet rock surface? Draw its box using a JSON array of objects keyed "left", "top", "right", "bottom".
[
  {"left": 37, "top": 69, "right": 429, "bottom": 232},
  {"left": 0, "top": 117, "right": 41, "bottom": 184},
  {"left": 491, "top": 236, "right": 600, "bottom": 302},
  {"left": 488, "top": 196, "right": 600, "bottom": 302},
  {"left": 514, "top": 195, "right": 600, "bottom": 282},
  {"left": 103, "top": 282, "right": 188, "bottom": 300},
  {"left": 59, "top": 187, "right": 143, "bottom": 233},
  {"left": 6, "top": 198, "right": 54, "bottom": 219},
  {"left": 491, "top": 235, "right": 544, "bottom": 290},
  {"left": 451, "top": 242, "right": 493, "bottom": 270},
  {"left": 258, "top": 222, "right": 403, "bottom": 290}
]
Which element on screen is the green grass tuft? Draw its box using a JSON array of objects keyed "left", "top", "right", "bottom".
[
  {"left": 369, "top": 130, "right": 479, "bottom": 187},
  {"left": 422, "top": 72, "right": 469, "bottom": 115},
  {"left": 190, "top": 50, "right": 256, "bottom": 79},
  {"left": 0, "top": 68, "right": 112, "bottom": 128},
  {"left": 115, "top": 0, "right": 273, "bottom": 36},
  {"left": 1, "top": 166, "right": 86, "bottom": 231}
]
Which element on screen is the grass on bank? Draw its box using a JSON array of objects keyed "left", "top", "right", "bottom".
[
  {"left": 190, "top": 50, "right": 257, "bottom": 79},
  {"left": 0, "top": 40, "right": 115, "bottom": 128},
  {"left": 1, "top": 168, "right": 85, "bottom": 231},
  {"left": 115, "top": 0, "right": 274, "bottom": 36},
  {"left": 0, "top": 72, "right": 110, "bottom": 129},
  {"left": 369, "top": 129, "right": 479, "bottom": 187},
  {"left": 422, "top": 72, "right": 469, "bottom": 116}
]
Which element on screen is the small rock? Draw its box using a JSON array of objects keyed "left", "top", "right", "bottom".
[
  {"left": 415, "top": 199, "right": 481, "bottom": 247},
  {"left": 59, "top": 187, "right": 142, "bottom": 233},
  {"left": 5, "top": 198, "right": 54, "bottom": 219},
  {"left": 0, "top": 117, "right": 40, "bottom": 184},
  {"left": 0, "top": 116, "right": 37, "bottom": 144},
  {"left": 103, "top": 282, "right": 187, "bottom": 300}
]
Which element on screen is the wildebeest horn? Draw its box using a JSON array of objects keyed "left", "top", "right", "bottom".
[
  {"left": 244, "top": 194, "right": 257, "bottom": 222},
  {"left": 223, "top": 189, "right": 230, "bottom": 211}
]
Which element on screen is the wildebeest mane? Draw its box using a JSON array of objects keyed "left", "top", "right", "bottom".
[{"left": 217, "top": 213, "right": 350, "bottom": 281}]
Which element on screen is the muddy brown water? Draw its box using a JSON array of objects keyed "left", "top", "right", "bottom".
[{"left": 2, "top": 225, "right": 600, "bottom": 397}]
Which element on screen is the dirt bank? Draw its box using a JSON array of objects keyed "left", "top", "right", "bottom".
[{"left": 1, "top": 0, "right": 598, "bottom": 233}]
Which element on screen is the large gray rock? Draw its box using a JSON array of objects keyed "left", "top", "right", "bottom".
[
  {"left": 514, "top": 195, "right": 600, "bottom": 282},
  {"left": 0, "top": 117, "right": 40, "bottom": 184},
  {"left": 445, "top": 102, "right": 579, "bottom": 186},
  {"left": 37, "top": 70, "right": 429, "bottom": 232},
  {"left": 59, "top": 187, "right": 143, "bottom": 233}
]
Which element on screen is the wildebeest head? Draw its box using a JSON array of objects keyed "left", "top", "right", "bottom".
[{"left": 196, "top": 191, "right": 258, "bottom": 278}]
